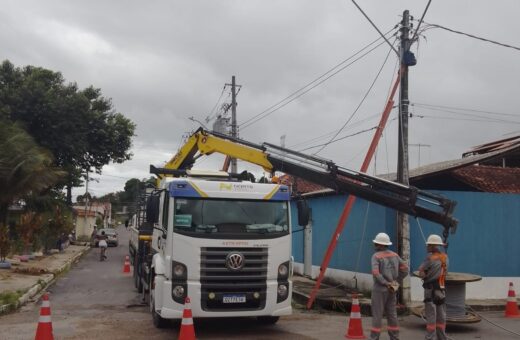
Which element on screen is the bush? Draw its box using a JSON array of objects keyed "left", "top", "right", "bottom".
[{"left": 0, "top": 291, "right": 21, "bottom": 306}]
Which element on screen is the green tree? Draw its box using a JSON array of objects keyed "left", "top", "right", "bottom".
[
  {"left": 0, "top": 60, "right": 136, "bottom": 204},
  {"left": 0, "top": 120, "right": 64, "bottom": 226}
]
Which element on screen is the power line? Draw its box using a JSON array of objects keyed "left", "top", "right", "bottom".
[
  {"left": 350, "top": 0, "right": 399, "bottom": 55},
  {"left": 299, "top": 125, "right": 379, "bottom": 152},
  {"left": 312, "top": 41, "right": 396, "bottom": 155},
  {"left": 412, "top": 102, "right": 519, "bottom": 118},
  {"left": 240, "top": 29, "right": 395, "bottom": 130},
  {"left": 411, "top": 105, "right": 520, "bottom": 124},
  {"left": 421, "top": 21, "right": 520, "bottom": 52},
  {"left": 410, "top": 0, "right": 432, "bottom": 43},
  {"left": 288, "top": 112, "right": 382, "bottom": 149},
  {"left": 205, "top": 85, "right": 227, "bottom": 123},
  {"left": 411, "top": 113, "right": 520, "bottom": 125}
]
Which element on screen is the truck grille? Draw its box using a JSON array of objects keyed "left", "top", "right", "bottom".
[{"left": 200, "top": 247, "right": 268, "bottom": 311}]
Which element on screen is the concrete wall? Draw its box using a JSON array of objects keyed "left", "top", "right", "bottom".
[{"left": 291, "top": 191, "right": 520, "bottom": 300}]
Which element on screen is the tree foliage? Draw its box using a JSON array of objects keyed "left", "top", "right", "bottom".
[
  {"left": 0, "top": 60, "right": 136, "bottom": 203},
  {"left": 0, "top": 120, "right": 64, "bottom": 220}
]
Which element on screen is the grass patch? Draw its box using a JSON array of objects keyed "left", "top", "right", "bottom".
[{"left": 0, "top": 291, "right": 22, "bottom": 306}]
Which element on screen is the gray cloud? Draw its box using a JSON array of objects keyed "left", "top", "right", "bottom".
[{"left": 1, "top": 0, "right": 519, "bottom": 199}]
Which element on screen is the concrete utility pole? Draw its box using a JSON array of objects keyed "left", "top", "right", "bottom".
[
  {"left": 230, "top": 76, "right": 238, "bottom": 173},
  {"left": 83, "top": 170, "right": 90, "bottom": 236},
  {"left": 397, "top": 9, "right": 412, "bottom": 305}
]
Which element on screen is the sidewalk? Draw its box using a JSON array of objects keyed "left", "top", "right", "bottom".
[
  {"left": 0, "top": 243, "right": 90, "bottom": 315},
  {"left": 292, "top": 275, "right": 506, "bottom": 315}
]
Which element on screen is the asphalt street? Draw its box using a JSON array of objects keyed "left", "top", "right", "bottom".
[{"left": 0, "top": 226, "right": 519, "bottom": 339}]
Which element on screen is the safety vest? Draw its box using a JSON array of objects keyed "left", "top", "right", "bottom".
[{"left": 429, "top": 252, "right": 447, "bottom": 289}]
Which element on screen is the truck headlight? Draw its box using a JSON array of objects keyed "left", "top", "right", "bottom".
[
  {"left": 172, "top": 285, "right": 185, "bottom": 298},
  {"left": 277, "top": 284, "right": 288, "bottom": 298},
  {"left": 172, "top": 261, "right": 187, "bottom": 280},
  {"left": 278, "top": 262, "right": 289, "bottom": 280}
]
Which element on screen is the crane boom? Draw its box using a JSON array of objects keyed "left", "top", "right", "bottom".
[{"left": 158, "top": 128, "right": 458, "bottom": 233}]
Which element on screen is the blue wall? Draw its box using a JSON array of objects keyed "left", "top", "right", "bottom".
[
  {"left": 292, "top": 192, "right": 520, "bottom": 277},
  {"left": 291, "top": 195, "right": 391, "bottom": 275}
]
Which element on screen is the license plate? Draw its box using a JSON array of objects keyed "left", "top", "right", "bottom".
[{"left": 222, "top": 294, "right": 246, "bottom": 303}]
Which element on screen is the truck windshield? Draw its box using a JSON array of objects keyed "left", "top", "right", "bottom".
[{"left": 173, "top": 198, "right": 289, "bottom": 239}]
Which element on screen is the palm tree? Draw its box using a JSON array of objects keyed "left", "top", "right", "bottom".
[{"left": 0, "top": 120, "right": 64, "bottom": 226}]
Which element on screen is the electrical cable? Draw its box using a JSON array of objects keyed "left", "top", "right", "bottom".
[
  {"left": 412, "top": 113, "right": 520, "bottom": 125},
  {"left": 465, "top": 305, "right": 520, "bottom": 337},
  {"left": 240, "top": 29, "right": 396, "bottom": 130},
  {"left": 415, "top": 217, "right": 427, "bottom": 244},
  {"left": 412, "top": 105, "right": 520, "bottom": 123},
  {"left": 353, "top": 202, "right": 370, "bottom": 283},
  {"left": 350, "top": 0, "right": 399, "bottom": 55},
  {"left": 206, "top": 85, "right": 227, "bottom": 123},
  {"left": 412, "top": 102, "right": 519, "bottom": 118},
  {"left": 410, "top": 0, "right": 433, "bottom": 43},
  {"left": 241, "top": 40, "right": 388, "bottom": 130},
  {"left": 420, "top": 21, "right": 520, "bottom": 52},
  {"left": 289, "top": 112, "right": 382, "bottom": 149},
  {"left": 299, "top": 126, "right": 379, "bottom": 152},
  {"left": 312, "top": 41, "right": 396, "bottom": 155}
]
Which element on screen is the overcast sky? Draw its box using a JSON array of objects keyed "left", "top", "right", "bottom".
[{"left": 1, "top": 0, "right": 519, "bottom": 200}]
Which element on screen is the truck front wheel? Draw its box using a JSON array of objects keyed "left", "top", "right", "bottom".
[{"left": 150, "top": 275, "right": 168, "bottom": 328}]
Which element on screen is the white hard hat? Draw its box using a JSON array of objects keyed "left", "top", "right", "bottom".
[
  {"left": 426, "top": 234, "right": 444, "bottom": 245},
  {"left": 373, "top": 232, "right": 392, "bottom": 246}
]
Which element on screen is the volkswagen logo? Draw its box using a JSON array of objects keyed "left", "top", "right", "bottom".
[{"left": 225, "top": 252, "right": 244, "bottom": 271}]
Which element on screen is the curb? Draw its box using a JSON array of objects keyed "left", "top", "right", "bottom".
[{"left": 0, "top": 245, "right": 90, "bottom": 315}]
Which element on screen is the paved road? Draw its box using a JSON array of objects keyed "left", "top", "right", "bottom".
[{"left": 1, "top": 226, "right": 520, "bottom": 339}]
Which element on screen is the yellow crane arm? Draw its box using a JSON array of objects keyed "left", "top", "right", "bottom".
[
  {"left": 154, "top": 128, "right": 457, "bottom": 232},
  {"left": 163, "top": 128, "right": 273, "bottom": 173}
]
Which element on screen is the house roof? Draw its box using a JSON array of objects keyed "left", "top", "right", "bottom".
[
  {"left": 74, "top": 208, "right": 97, "bottom": 217},
  {"left": 451, "top": 165, "right": 520, "bottom": 193},
  {"left": 382, "top": 140, "right": 520, "bottom": 182},
  {"left": 280, "top": 136, "right": 520, "bottom": 196},
  {"left": 279, "top": 174, "right": 326, "bottom": 195},
  {"left": 462, "top": 135, "right": 520, "bottom": 157}
]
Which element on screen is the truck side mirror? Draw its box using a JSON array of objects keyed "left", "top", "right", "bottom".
[
  {"left": 146, "top": 195, "right": 160, "bottom": 224},
  {"left": 296, "top": 199, "right": 310, "bottom": 226}
]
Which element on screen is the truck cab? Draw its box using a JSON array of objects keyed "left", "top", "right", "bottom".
[{"left": 148, "top": 171, "right": 292, "bottom": 326}]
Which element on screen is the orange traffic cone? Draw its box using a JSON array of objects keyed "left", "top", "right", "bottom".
[
  {"left": 123, "top": 255, "right": 131, "bottom": 273},
  {"left": 345, "top": 294, "right": 366, "bottom": 339},
  {"left": 505, "top": 282, "right": 520, "bottom": 318},
  {"left": 178, "top": 297, "right": 196, "bottom": 340},
  {"left": 35, "top": 293, "right": 54, "bottom": 340}
]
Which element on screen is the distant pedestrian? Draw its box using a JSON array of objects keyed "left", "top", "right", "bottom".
[
  {"left": 370, "top": 232, "right": 409, "bottom": 340},
  {"left": 417, "top": 234, "right": 449, "bottom": 340},
  {"left": 98, "top": 231, "right": 108, "bottom": 261}
]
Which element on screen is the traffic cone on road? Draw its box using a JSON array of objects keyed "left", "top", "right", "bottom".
[
  {"left": 123, "top": 255, "right": 131, "bottom": 274},
  {"left": 505, "top": 282, "right": 520, "bottom": 318},
  {"left": 178, "top": 297, "right": 196, "bottom": 340},
  {"left": 35, "top": 292, "right": 54, "bottom": 340},
  {"left": 345, "top": 293, "right": 366, "bottom": 339}
]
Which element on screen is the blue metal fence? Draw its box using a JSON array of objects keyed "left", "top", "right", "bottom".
[{"left": 291, "top": 192, "right": 520, "bottom": 277}]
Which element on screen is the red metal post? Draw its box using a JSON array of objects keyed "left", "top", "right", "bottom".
[{"left": 306, "top": 71, "right": 401, "bottom": 309}]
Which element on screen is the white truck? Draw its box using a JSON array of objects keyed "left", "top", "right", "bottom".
[
  {"left": 146, "top": 171, "right": 292, "bottom": 327},
  {"left": 132, "top": 128, "right": 457, "bottom": 328}
]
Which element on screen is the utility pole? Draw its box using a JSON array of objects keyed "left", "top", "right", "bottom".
[
  {"left": 230, "top": 76, "right": 238, "bottom": 173},
  {"left": 83, "top": 170, "right": 90, "bottom": 237},
  {"left": 397, "top": 9, "right": 414, "bottom": 306}
]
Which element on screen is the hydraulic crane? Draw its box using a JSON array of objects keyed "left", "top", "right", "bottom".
[{"left": 155, "top": 128, "right": 458, "bottom": 235}]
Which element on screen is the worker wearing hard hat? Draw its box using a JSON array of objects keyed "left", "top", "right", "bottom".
[
  {"left": 370, "top": 232, "right": 408, "bottom": 340},
  {"left": 417, "top": 234, "right": 449, "bottom": 340}
]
